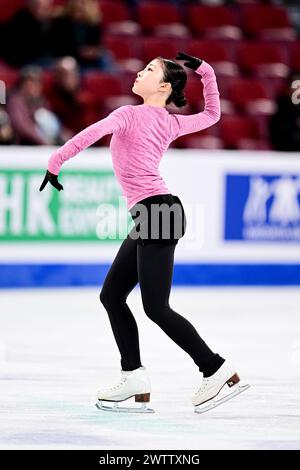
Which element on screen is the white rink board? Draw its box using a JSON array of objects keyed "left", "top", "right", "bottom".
[{"left": 0, "top": 146, "right": 299, "bottom": 264}]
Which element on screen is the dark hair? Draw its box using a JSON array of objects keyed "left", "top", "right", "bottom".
[
  {"left": 19, "top": 65, "right": 42, "bottom": 84},
  {"left": 156, "top": 56, "right": 187, "bottom": 108}
]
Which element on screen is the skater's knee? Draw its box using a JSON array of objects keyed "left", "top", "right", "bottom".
[
  {"left": 99, "top": 286, "right": 111, "bottom": 307},
  {"left": 99, "top": 285, "right": 125, "bottom": 308},
  {"left": 143, "top": 303, "right": 168, "bottom": 323}
]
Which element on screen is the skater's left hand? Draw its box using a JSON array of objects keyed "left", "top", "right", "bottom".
[
  {"left": 175, "top": 52, "right": 203, "bottom": 71},
  {"left": 39, "top": 170, "right": 64, "bottom": 192}
]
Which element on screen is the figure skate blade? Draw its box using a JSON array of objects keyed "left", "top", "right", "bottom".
[
  {"left": 95, "top": 400, "right": 155, "bottom": 413},
  {"left": 194, "top": 383, "right": 251, "bottom": 414}
]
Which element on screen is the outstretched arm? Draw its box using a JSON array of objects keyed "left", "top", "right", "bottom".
[
  {"left": 47, "top": 105, "right": 132, "bottom": 175},
  {"left": 171, "top": 59, "right": 221, "bottom": 139}
]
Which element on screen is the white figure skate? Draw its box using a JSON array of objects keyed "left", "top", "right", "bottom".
[
  {"left": 193, "top": 360, "right": 250, "bottom": 414},
  {"left": 95, "top": 366, "right": 155, "bottom": 413}
]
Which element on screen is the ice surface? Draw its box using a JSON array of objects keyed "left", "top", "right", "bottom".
[{"left": 0, "top": 286, "right": 299, "bottom": 450}]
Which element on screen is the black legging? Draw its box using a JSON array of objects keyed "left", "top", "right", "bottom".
[{"left": 99, "top": 228, "right": 225, "bottom": 377}]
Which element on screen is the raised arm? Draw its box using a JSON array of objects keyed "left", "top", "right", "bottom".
[
  {"left": 47, "top": 105, "right": 133, "bottom": 175},
  {"left": 171, "top": 58, "right": 221, "bottom": 139}
]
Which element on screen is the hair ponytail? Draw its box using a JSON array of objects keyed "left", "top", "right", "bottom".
[{"left": 169, "top": 88, "right": 187, "bottom": 108}]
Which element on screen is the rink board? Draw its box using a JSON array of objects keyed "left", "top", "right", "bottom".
[{"left": 0, "top": 146, "right": 299, "bottom": 286}]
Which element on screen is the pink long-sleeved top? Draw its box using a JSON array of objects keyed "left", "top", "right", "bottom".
[{"left": 48, "top": 61, "right": 220, "bottom": 210}]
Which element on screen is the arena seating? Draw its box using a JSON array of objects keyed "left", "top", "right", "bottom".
[{"left": 0, "top": 0, "right": 299, "bottom": 150}]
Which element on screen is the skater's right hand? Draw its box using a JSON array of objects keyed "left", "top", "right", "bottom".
[
  {"left": 39, "top": 170, "right": 64, "bottom": 192},
  {"left": 175, "top": 52, "right": 203, "bottom": 71}
]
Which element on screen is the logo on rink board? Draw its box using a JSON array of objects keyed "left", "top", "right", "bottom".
[
  {"left": 224, "top": 174, "right": 300, "bottom": 241},
  {"left": 0, "top": 170, "right": 130, "bottom": 241}
]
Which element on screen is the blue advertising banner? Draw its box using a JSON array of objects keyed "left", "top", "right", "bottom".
[{"left": 224, "top": 174, "right": 300, "bottom": 242}]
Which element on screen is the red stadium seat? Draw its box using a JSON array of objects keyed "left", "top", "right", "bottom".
[
  {"left": 81, "top": 72, "right": 123, "bottom": 105},
  {"left": 237, "top": 41, "right": 290, "bottom": 77},
  {"left": 213, "top": 75, "right": 234, "bottom": 101},
  {"left": 104, "top": 21, "right": 141, "bottom": 37},
  {"left": 237, "top": 139, "right": 273, "bottom": 151},
  {"left": 154, "top": 23, "right": 190, "bottom": 40},
  {"left": 227, "top": 77, "right": 276, "bottom": 114},
  {"left": 102, "top": 35, "right": 141, "bottom": 61},
  {"left": 140, "top": 37, "right": 184, "bottom": 65},
  {"left": 101, "top": 95, "right": 140, "bottom": 117},
  {"left": 167, "top": 102, "right": 193, "bottom": 117},
  {"left": 137, "top": 1, "right": 182, "bottom": 33},
  {"left": 241, "top": 4, "right": 296, "bottom": 40},
  {"left": 220, "top": 99, "right": 235, "bottom": 116},
  {"left": 220, "top": 115, "right": 269, "bottom": 150},
  {"left": 173, "top": 124, "right": 223, "bottom": 150},
  {"left": 290, "top": 43, "right": 300, "bottom": 73},
  {"left": 186, "top": 5, "right": 242, "bottom": 40},
  {"left": 177, "top": 135, "right": 224, "bottom": 150},
  {"left": 177, "top": 78, "right": 233, "bottom": 116},
  {"left": 0, "top": 66, "right": 19, "bottom": 90},
  {"left": 98, "top": 0, "right": 131, "bottom": 27},
  {"left": 183, "top": 76, "right": 204, "bottom": 109},
  {"left": 258, "top": 76, "right": 286, "bottom": 101},
  {"left": 185, "top": 39, "right": 239, "bottom": 76},
  {"left": 0, "top": 0, "right": 24, "bottom": 23},
  {"left": 251, "top": 114, "right": 273, "bottom": 141}
]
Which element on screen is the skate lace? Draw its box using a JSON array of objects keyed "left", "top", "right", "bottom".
[
  {"left": 106, "top": 376, "right": 127, "bottom": 392},
  {"left": 196, "top": 377, "right": 210, "bottom": 394}
]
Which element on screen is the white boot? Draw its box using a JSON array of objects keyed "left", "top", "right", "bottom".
[
  {"left": 192, "top": 360, "right": 250, "bottom": 412},
  {"left": 96, "top": 366, "right": 154, "bottom": 413}
]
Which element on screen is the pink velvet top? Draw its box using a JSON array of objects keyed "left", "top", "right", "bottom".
[{"left": 48, "top": 61, "right": 221, "bottom": 209}]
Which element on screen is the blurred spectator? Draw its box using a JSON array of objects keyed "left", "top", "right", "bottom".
[
  {"left": 49, "top": 0, "right": 116, "bottom": 71},
  {"left": 0, "top": 107, "right": 15, "bottom": 145},
  {"left": 269, "top": 72, "right": 300, "bottom": 152},
  {"left": 7, "top": 65, "right": 63, "bottom": 145},
  {"left": 1, "top": 0, "right": 53, "bottom": 67},
  {"left": 46, "top": 56, "right": 93, "bottom": 135}
]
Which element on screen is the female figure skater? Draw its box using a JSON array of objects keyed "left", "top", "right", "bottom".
[{"left": 40, "top": 52, "right": 248, "bottom": 413}]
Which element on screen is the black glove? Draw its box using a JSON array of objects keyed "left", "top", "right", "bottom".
[
  {"left": 175, "top": 52, "right": 203, "bottom": 71},
  {"left": 39, "top": 170, "right": 64, "bottom": 192}
]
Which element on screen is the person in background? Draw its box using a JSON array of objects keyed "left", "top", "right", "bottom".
[
  {"left": 49, "top": 0, "right": 117, "bottom": 71},
  {"left": 0, "top": 107, "right": 15, "bottom": 145},
  {"left": 269, "top": 71, "right": 300, "bottom": 152},
  {"left": 46, "top": 57, "right": 94, "bottom": 136},
  {"left": 7, "top": 66, "right": 63, "bottom": 145},
  {"left": 1, "top": 0, "right": 52, "bottom": 67}
]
